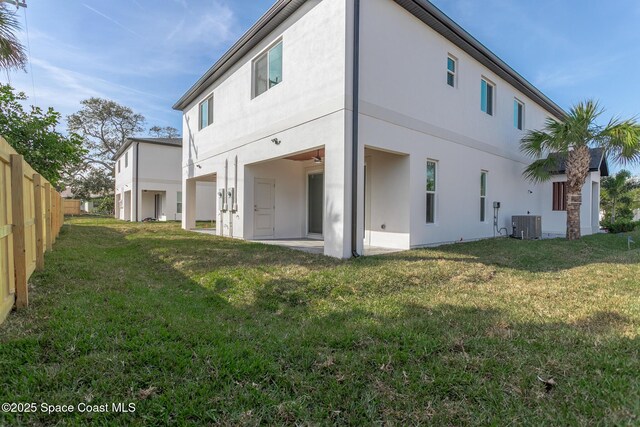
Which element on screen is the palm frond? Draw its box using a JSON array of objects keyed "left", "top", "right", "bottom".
[
  {"left": 600, "top": 119, "right": 640, "bottom": 165},
  {"left": 0, "top": 5, "right": 26, "bottom": 71},
  {"left": 522, "top": 157, "right": 558, "bottom": 183}
]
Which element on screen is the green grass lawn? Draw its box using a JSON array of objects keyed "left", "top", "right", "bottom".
[{"left": 1, "top": 217, "right": 638, "bottom": 425}]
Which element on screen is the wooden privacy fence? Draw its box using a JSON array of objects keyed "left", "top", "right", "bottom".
[
  {"left": 63, "top": 199, "right": 81, "bottom": 215},
  {"left": 0, "top": 136, "right": 64, "bottom": 326}
]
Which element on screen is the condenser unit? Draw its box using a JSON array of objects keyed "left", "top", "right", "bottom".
[{"left": 511, "top": 215, "right": 542, "bottom": 240}]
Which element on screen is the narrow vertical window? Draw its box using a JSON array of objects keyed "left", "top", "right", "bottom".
[
  {"left": 253, "top": 41, "right": 283, "bottom": 98},
  {"left": 514, "top": 99, "right": 524, "bottom": 130},
  {"left": 199, "top": 95, "right": 213, "bottom": 130},
  {"left": 481, "top": 78, "right": 494, "bottom": 115},
  {"left": 426, "top": 160, "right": 437, "bottom": 224},
  {"left": 177, "top": 191, "right": 183, "bottom": 214},
  {"left": 447, "top": 55, "right": 456, "bottom": 87},
  {"left": 118, "top": 160, "right": 121, "bottom": 173},
  {"left": 480, "top": 171, "right": 487, "bottom": 222},
  {"left": 125, "top": 152, "right": 128, "bottom": 168},
  {"left": 552, "top": 182, "right": 567, "bottom": 211}
]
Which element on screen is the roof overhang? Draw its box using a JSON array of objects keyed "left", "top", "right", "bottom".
[
  {"left": 113, "top": 138, "right": 182, "bottom": 161},
  {"left": 174, "top": 0, "right": 567, "bottom": 121},
  {"left": 547, "top": 148, "right": 610, "bottom": 177},
  {"left": 172, "top": 0, "right": 306, "bottom": 111},
  {"left": 393, "top": 0, "right": 566, "bottom": 120}
]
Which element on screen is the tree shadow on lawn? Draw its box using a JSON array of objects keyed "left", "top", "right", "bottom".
[{"left": 1, "top": 222, "right": 638, "bottom": 425}]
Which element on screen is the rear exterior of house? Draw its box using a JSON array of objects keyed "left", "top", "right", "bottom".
[
  {"left": 114, "top": 138, "right": 216, "bottom": 222},
  {"left": 174, "top": 0, "right": 605, "bottom": 258}
]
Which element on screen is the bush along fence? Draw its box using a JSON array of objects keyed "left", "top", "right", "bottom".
[{"left": 0, "top": 136, "right": 64, "bottom": 326}]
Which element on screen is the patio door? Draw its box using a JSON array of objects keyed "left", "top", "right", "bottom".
[
  {"left": 254, "top": 178, "right": 275, "bottom": 237},
  {"left": 307, "top": 172, "right": 323, "bottom": 236}
]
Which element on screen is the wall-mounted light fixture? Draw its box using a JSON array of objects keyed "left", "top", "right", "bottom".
[
  {"left": 312, "top": 149, "right": 322, "bottom": 164},
  {"left": 196, "top": 164, "right": 202, "bottom": 169},
  {"left": 271, "top": 138, "right": 281, "bottom": 145}
]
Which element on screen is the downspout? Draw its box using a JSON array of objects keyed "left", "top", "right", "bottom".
[
  {"left": 135, "top": 142, "right": 140, "bottom": 222},
  {"left": 351, "top": 0, "right": 361, "bottom": 258}
]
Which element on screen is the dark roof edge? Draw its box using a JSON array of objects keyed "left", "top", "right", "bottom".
[
  {"left": 395, "top": 0, "right": 566, "bottom": 120},
  {"left": 172, "top": 0, "right": 304, "bottom": 111},
  {"left": 174, "top": 0, "right": 567, "bottom": 120},
  {"left": 113, "top": 138, "right": 182, "bottom": 160}
]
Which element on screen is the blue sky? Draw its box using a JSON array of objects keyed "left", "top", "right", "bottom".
[{"left": 4, "top": 0, "right": 640, "bottom": 173}]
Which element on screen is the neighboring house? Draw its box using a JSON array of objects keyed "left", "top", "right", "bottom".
[
  {"left": 173, "top": 0, "right": 606, "bottom": 258},
  {"left": 634, "top": 209, "right": 640, "bottom": 222},
  {"left": 114, "top": 137, "right": 215, "bottom": 222}
]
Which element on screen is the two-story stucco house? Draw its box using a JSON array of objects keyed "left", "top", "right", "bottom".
[
  {"left": 114, "top": 137, "right": 216, "bottom": 222},
  {"left": 173, "top": 0, "right": 606, "bottom": 258}
]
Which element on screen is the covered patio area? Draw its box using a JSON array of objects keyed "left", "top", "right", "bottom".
[{"left": 252, "top": 238, "right": 405, "bottom": 256}]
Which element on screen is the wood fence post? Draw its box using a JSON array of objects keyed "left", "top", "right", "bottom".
[
  {"left": 33, "top": 174, "right": 44, "bottom": 270},
  {"left": 51, "top": 190, "right": 57, "bottom": 242},
  {"left": 10, "top": 154, "right": 27, "bottom": 308},
  {"left": 44, "top": 182, "right": 52, "bottom": 251}
]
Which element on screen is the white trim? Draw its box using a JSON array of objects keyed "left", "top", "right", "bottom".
[{"left": 446, "top": 53, "right": 457, "bottom": 88}]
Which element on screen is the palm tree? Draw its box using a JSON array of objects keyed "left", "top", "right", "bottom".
[
  {"left": 601, "top": 170, "right": 639, "bottom": 222},
  {"left": 521, "top": 100, "right": 640, "bottom": 240},
  {"left": 0, "top": 4, "right": 26, "bottom": 71}
]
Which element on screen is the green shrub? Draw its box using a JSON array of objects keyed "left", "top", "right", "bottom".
[{"left": 601, "top": 219, "right": 637, "bottom": 234}]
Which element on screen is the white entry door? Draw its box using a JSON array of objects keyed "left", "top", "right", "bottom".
[{"left": 254, "top": 178, "right": 275, "bottom": 237}]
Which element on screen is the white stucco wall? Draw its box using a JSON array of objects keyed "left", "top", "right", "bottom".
[
  {"left": 115, "top": 142, "right": 215, "bottom": 222},
  {"left": 178, "top": 0, "right": 602, "bottom": 257},
  {"left": 181, "top": 0, "right": 352, "bottom": 257}
]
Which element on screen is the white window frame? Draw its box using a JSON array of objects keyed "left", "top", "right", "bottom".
[
  {"left": 198, "top": 94, "right": 214, "bottom": 131},
  {"left": 426, "top": 160, "right": 438, "bottom": 224},
  {"left": 252, "top": 39, "right": 283, "bottom": 99},
  {"left": 447, "top": 54, "right": 457, "bottom": 88},
  {"left": 514, "top": 98, "right": 525, "bottom": 130},
  {"left": 480, "top": 170, "right": 488, "bottom": 222},
  {"left": 177, "top": 191, "right": 183, "bottom": 214},
  {"left": 481, "top": 77, "right": 495, "bottom": 116}
]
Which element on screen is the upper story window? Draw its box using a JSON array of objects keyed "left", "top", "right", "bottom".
[
  {"left": 447, "top": 55, "right": 457, "bottom": 87},
  {"left": 253, "top": 41, "right": 283, "bottom": 98},
  {"left": 125, "top": 151, "right": 128, "bottom": 168},
  {"left": 199, "top": 95, "right": 213, "bottom": 130},
  {"left": 481, "top": 78, "right": 495, "bottom": 116},
  {"left": 514, "top": 99, "right": 524, "bottom": 130},
  {"left": 118, "top": 160, "right": 121, "bottom": 173}
]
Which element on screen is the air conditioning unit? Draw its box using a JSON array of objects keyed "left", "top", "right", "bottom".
[{"left": 511, "top": 215, "right": 542, "bottom": 240}]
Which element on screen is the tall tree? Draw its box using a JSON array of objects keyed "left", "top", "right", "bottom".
[
  {"left": 66, "top": 166, "right": 114, "bottom": 201},
  {"left": 0, "top": 85, "right": 85, "bottom": 187},
  {"left": 67, "top": 98, "right": 145, "bottom": 173},
  {"left": 521, "top": 100, "right": 640, "bottom": 240},
  {"left": 0, "top": 4, "right": 26, "bottom": 71},
  {"left": 149, "top": 125, "right": 179, "bottom": 138},
  {"left": 601, "top": 170, "right": 639, "bottom": 222}
]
